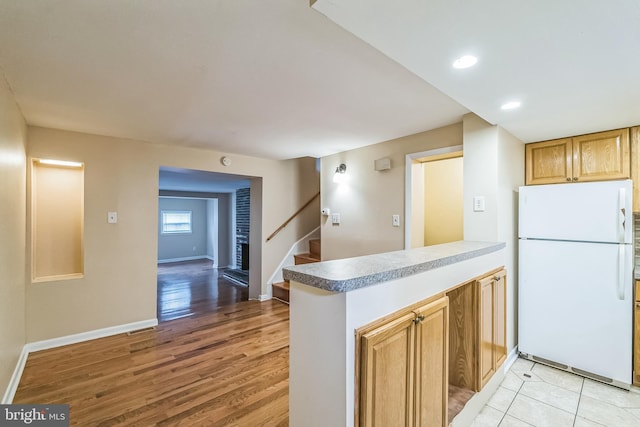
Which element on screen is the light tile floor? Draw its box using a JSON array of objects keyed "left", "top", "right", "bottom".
[{"left": 470, "top": 358, "right": 640, "bottom": 427}]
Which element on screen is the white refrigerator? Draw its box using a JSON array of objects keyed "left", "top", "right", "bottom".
[{"left": 518, "top": 179, "right": 633, "bottom": 387}]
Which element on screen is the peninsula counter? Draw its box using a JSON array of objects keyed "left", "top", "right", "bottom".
[{"left": 283, "top": 240, "right": 507, "bottom": 427}]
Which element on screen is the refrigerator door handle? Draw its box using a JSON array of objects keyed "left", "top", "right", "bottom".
[
  {"left": 618, "top": 188, "right": 626, "bottom": 243},
  {"left": 617, "top": 245, "right": 625, "bottom": 300}
]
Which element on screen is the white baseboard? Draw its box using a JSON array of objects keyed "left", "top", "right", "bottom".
[
  {"left": 451, "top": 345, "right": 519, "bottom": 427},
  {"left": 504, "top": 345, "right": 519, "bottom": 372},
  {"left": 2, "top": 318, "right": 158, "bottom": 404},
  {"left": 1, "top": 346, "right": 29, "bottom": 404},
  {"left": 157, "top": 255, "right": 211, "bottom": 264},
  {"left": 25, "top": 319, "right": 158, "bottom": 353}
]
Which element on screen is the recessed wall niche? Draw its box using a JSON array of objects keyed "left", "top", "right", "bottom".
[{"left": 31, "top": 159, "right": 85, "bottom": 282}]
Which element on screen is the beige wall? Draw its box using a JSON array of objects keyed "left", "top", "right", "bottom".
[
  {"left": 0, "top": 76, "right": 27, "bottom": 399},
  {"left": 26, "top": 127, "right": 319, "bottom": 341},
  {"left": 321, "top": 123, "right": 463, "bottom": 260},
  {"left": 462, "top": 113, "right": 524, "bottom": 355},
  {"left": 320, "top": 113, "right": 523, "bottom": 353},
  {"left": 423, "top": 157, "right": 463, "bottom": 245}
]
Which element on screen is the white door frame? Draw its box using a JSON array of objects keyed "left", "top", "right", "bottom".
[{"left": 404, "top": 145, "right": 463, "bottom": 249}]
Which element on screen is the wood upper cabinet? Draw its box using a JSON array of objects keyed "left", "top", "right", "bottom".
[
  {"left": 358, "top": 295, "right": 449, "bottom": 427},
  {"left": 573, "top": 129, "right": 630, "bottom": 182},
  {"left": 525, "top": 128, "right": 630, "bottom": 185},
  {"left": 525, "top": 138, "right": 573, "bottom": 185},
  {"left": 477, "top": 269, "right": 507, "bottom": 390},
  {"left": 631, "top": 127, "right": 640, "bottom": 212}
]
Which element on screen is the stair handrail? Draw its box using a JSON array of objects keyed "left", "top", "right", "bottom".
[{"left": 266, "top": 191, "right": 320, "bottom": 242}]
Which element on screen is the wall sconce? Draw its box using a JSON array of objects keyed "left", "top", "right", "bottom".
[{"left": 333, "top": 163, "right": 347, "bottom": 183}]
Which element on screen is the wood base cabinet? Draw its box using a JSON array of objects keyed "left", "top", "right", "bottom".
[
  {"left": 477, "top": 269, "right": 507, "bottom": 390},
  {"left": 358, "top": 295, "right": 449, "bottom": 427},
  {"left": 634, "top": 281, "right": 640, "bottom": 386}
]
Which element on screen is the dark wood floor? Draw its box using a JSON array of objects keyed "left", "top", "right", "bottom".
[
  {"left": 14, "top": 261, "right": 288, "bottom": 426},
  {"left": 157, "top": 259, "right": 249, "bottom": 322},
  {"left": 14, "top": 301, "right": 289, "bottom": 426}
]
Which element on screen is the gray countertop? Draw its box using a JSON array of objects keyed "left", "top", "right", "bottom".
[{"left": 282, "top": 240, "right": 505, "bottom": 293}]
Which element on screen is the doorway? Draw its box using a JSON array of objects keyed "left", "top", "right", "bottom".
[
  {"left": 157, "top": 167, "right": 261, "bottom": 321},
  {"left": 405, "top": 146, "right": 464, "bottom": 249}
]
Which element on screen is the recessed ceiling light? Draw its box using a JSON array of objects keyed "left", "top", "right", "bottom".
[
  {"left": 452, "top": 55, "right": 478, "bottom": 69},
  {"left": 501, "top": 101, "right": 521, "bottom": 110}
]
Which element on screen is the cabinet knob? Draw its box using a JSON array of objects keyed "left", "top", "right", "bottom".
[
  {"left": 494, "top": 276, "right": 501, "bottom": 281},
  {"left": 413, "top": 314, "right": 425, "bottom": 324},
  {"left": 573, "top": 177, "right": 578, "bottom": 181},
  {"left": 566, "top": 178, "right": 571, "bottom": 181}
]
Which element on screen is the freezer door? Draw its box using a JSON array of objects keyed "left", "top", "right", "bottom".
[
  {"left": 518, "top": 239, "right": 633, "bottom": 385},
  {"left": 519, "top": 180, "right": 632, "bottom": 243}
]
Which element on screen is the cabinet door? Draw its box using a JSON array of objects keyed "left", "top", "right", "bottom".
[
  {"left": 573, "top": 128, "right": 630, "bottom": 182},
  {"left": 630, "top": 127, "right": 640, "bottom": 212},
  {"left": 525, "top": 138, "right": 573, "bottom": 185},
  {"left": 477, "top": 275, "right": 495, "bottom": 390},
  {"left": 360, "top": 312, "right": 416, "bottom": 427},
  {"left": 413, "top": 296, "right": 449, "bottom": 427},
  {"left": 635, "top": 302, "right": 640, "bottom": 386},
  {"left": 493, "top": 270, "right": 507, "bottom": 369},
  {"left": 634, "top": 281, "right": 640, "bottom": 386}
]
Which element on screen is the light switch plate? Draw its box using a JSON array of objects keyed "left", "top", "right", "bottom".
[
  {"left": 473, "top": 196, "right": 486, "bottom": 212},
  {"left": 331, "top": 213, "right": 341, "bottom": 225},
  {"left": 392, "top": 214, "right": 400, "bottom": 227},
  {"left": 107, "top": 211, "right": 118, "bottom": 224}
]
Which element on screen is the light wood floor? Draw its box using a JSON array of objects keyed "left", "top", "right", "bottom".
[{"left": 14, "top": 262, "right": 289, "bottom": 426}]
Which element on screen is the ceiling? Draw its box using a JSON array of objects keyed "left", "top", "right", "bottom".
[
  {"left": 159, "top": 167, "right": 250, "bottom": 193},
  {"left": 313, "top": 0, "right": 640, "bottom": 143},
  {"left": 0, "top": 1, "right": 639, "bottom": 161}
]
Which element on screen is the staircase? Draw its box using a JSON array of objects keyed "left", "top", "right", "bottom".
[{"left": 272, "top": 238, "right": 321, "bottom": 304}]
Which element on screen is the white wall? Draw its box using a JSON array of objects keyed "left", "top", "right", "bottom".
[
  {"left": 0, "top": 75, "right": 27, "bottom": 400},
  {"left": 497, "top": 126, "right": 525, "bottom": 351},
  {"left": 463, "top": 113, "right": 524, "bottom": 354},
  {"left": 207, "top": 199, "right": 219, "bottom": 265},
  {"left": 410, "top": 161, "right": 425, "bottom": 248}
]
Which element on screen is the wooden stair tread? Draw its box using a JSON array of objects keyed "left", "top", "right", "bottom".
[
  {"left": 294, "top": 253, "right": 320, "bottom": 265},
  {"left": 272, "top": 281, "right": 290, "bottom": 290},
  {"left": 273, "top": 239, "right": 320, "bottom": 304},
  {"left": 272, "top": 281, "right": 290, "bottom": 304}
]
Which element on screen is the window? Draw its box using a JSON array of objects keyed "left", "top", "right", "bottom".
[{"left": 162, "top": 210, "right": 192, "bottom": 234}]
